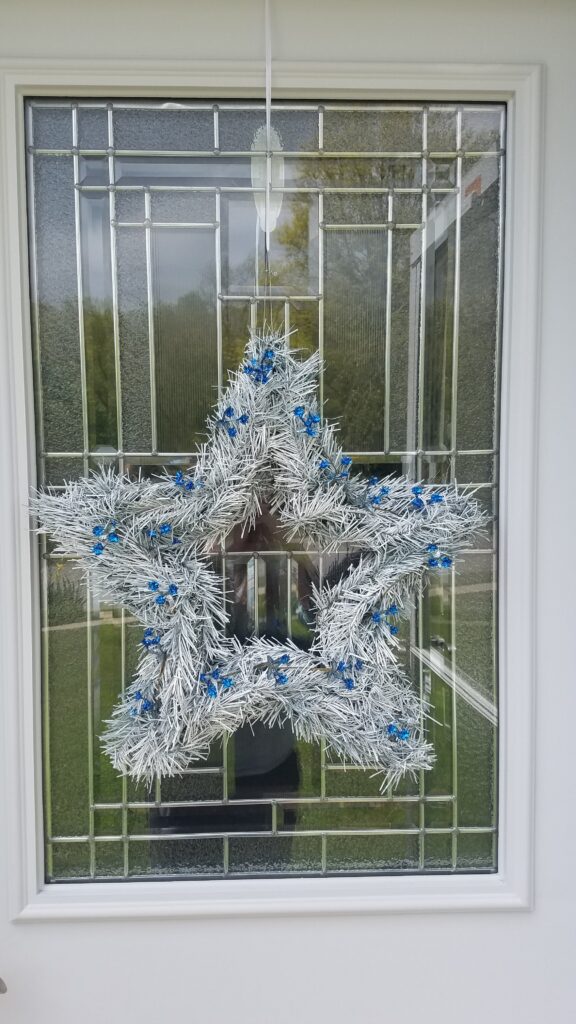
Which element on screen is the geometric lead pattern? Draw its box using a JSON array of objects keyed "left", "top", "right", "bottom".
[{"left": 26, "top": 98, "right": 503, "bottom": 880}]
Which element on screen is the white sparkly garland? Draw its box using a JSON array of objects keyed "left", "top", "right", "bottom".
[{"left": 33, "top": 330, "right": 487, "bottom": 788}]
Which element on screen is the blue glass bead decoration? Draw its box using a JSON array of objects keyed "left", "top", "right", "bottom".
[
  {"left": 371, "top": 610, "right": 382, "bottom": 624},
  {"left": 134, "top": 690, "right": 143, "bottom": 700},
  {"left": 155, "top": 594, "right": 166, "bottom": 606},
  {"left": 389, "top": 625, "right": 399, "bottom": 636},
  {"left": 148, "top": 581, "right": 159, "bottom": 592},
  {"left": 243, "top": 348, "right": 276, "bottom": 383},
  {"left": 160, "top": 523, "right": 172, "bottom": 535},
  {"left": 428, "top": 557, "right": 439, "bottom": 568},
  {"left": 238, "top": 413, "right": 250, "bottom": 425},
  {"left": 92, "top": 542, "right": 104, "bottom": 555},
  {"left": 147, "top": 529, "right": 157, "bottom": 539},
  {"left": 142, "top": 627, "right": 161, "bottom": 648},
  {"left": 228, "top": 426, "right": 237, "bottom": 438},
  {"left": 387, "top": 723, "right": 398, "bottom": 736},
  {"left": 276, "top": 672, "right": 289, "bottom": 685},
  {"left": 185, "top": 480, "right": 195, "bottom": 491},
  {"left": 344, "top": 677, "right": 354, "bottom": 690},
  {"left": 429, "top": 492, "right": 444, "bottom": 504},
  {"left": 221, "top": 676, "right": 234, "bottom": 689},
  {"left": 167, "top": 583, "right": 178, "bottom": 596},
  {"left": 427, "top": 543, "right": 439, "bottom": 553},
  {"left": 92, "top": 525, "right": 105, "bottom": 537},
  {"left": 341, "top": 455, "right": 352, "bottom": 466},
  {"left": 337, "top": 660, "right": 347, "bottom": 672},
  {"left": 207, "top": 683, "right": 218, "bottom": 699},
  {"left": 107, "top": 532, "right": 119, "bottom": 543},
  {"left": 294, "top": 406, "right": 305, "bottom": 418},
  {"left": 412, "top": 485, "right": 423, "bottom": 495},
  {"left": 224, "top": 406, "right": 235, "bottom": 418},
  {"left": 411, "top": 496, "right": 425, "bottom": 510},
  {"left": 440, "top": 556, "right": 453, "bottom": 568},
  {"left": 174, "top": 470, "right": 184, "bottom": 486}
]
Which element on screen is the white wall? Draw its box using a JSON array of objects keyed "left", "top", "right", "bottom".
[{"left": 1, "top": 2, "right": 575, "bottom": 1022}]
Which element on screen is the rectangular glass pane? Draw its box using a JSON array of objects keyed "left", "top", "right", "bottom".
[{"left": 28, "top": 99, "right": 503, "bottom": 881}]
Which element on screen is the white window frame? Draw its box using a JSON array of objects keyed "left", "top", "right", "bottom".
[{"left": 0, "top": 58, "right": 542, "bottom": 920}]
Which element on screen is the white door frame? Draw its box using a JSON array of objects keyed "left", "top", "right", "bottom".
[{"left": 0, "top": 58, "right": 542, "bottom": 920}]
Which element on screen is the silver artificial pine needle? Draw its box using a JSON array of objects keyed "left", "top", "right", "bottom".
[{"left": 32, "top": 330, "right": 487, "bottom": 789}]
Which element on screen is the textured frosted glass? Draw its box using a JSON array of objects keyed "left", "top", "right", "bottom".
[
  {"left": 285, "top": 156, "right": 423, "bottom": 190},
  {"left": 115, "top": 190, "right": 145, "bottom": 222},
  {"left": 324, "top": 230, "right": 387, "bottom": 451},
  {"left": 457, "top": 156, "right": 500, "bottom": 450},
  {"left": 427, "top": 109, "right": 458, "bottom": 152},
  {"left": 129, "top": 839, "right": 224, "bottom": 877},
  {"left": 422, "top": 195, "right": 457, "bottom": 451},
  {"left": 116, "top": 228, "right": 152, "bottom": 451},
  {"left": 80, "top": 192, "right": 118, "bottom": 450},
  {"left": 114, "top": 107, "right": 214, "bottom": 151},
  {"left": 151, "top": 191, "right": 215, "bottom": 223},
  {"left": 77, "top": 106, "right": 108, "bottom": 150},
  {"left": 45, "top": 560, "right": 89, "bottom": 836},
  {"left": 152, "top": 227, "right": 217, "bottom": 450},
  {"left": 454, "top": 552, "right": 496, "bottom": 702},
  {"left": 462, "top": 109, "right": 502, "bottom": 151},
  {"left": 33, "top": 156, "right": 84, "bottom": 452},
  {"left": 32, "top": 104, "right": 72, "bottom": 149},
  {"left": 323, "top": 109, "right": 423, "bottom": 153},
  {"left": 90, "top": 594, "right": 123, "bottom": 805},
  {"left": 326, "top": 834, "right": 420, "bottom": 872},
  {"left": 229, "top": 836, "right": 322, "bottom": 874},
  {"left": 388, "top": 230, "right": 417, "bottom": 451},
  {"left": 219, "top": 108, "right": 318, "bottom": 152}
]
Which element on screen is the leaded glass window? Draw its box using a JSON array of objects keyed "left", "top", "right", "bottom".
[{"left": 26, "top": 99, "right": 503, "bottom": 880}]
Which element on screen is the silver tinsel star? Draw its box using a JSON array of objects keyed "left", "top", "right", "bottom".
[{"left": 33, "top": 330, "right": 486, "bottom": 788}]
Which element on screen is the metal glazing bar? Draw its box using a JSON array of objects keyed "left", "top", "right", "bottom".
[{"left": 116, "top": 222, "right": 218, "bottom": 229}]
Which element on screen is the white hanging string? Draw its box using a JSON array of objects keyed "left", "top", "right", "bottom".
[{"left": 264, "top": 0, "right": 272, "bottom": 268}]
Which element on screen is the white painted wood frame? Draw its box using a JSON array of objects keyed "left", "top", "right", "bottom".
[{"left": 0, "top": 59, "right": 542, "bottom": 920}]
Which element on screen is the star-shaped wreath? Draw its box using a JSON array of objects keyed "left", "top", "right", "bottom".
[{"left": 34, "top": 331, "right": 486, "bottom": 788}]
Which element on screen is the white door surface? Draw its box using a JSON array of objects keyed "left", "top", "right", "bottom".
[{"left": 0, "top": 3, "right": 575, "bottom": 1023}]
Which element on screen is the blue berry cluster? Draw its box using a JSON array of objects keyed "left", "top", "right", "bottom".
[
  {"left": 370, "top": 603, "right": 400, "bottom": 636},
  {"left": 294, "top": 406, "right": 321, "bottom": 437},
  {"left": 145, "top": 522, "right": 181, "bottom": 547},
  {"left": 387, "top": 723, "right": 410, "bottom": 742},
  {"left": 147, "top": 580, "right": 179, "bottom": 606},
  {"left": 219, "top": 405, "right": 250, "bottom": 438},
  {"left": 130, "top": 690, "right": 154, "bottom": 716},
  {"left": 174, "top": 469, "right": 203, "bottom": 492},
  {"left": 243, "top": 347, "right": 275, "bottom": 384},
  {"left": 142, "top": 627, "right": 162, "bottom": 649},
  {"left": 411, "top": 485, "right": 445, "bottom": 511},
  {"left": 266, "top": 651, "right": 289, "bottom": 684},
  {"left": 333, "top": 656, "right": 364, "bottom": 691},
  {"left": 91, "top": 520, "right": 119, "bottom": 556},
  {"left": 425, "top": 543, "right": 453, "bottom": 570},
  {"left": 368, "top": 476, "right": 390, "bottom": 506},
  {"left": 319, "top": 454, "right": 353, "bottom": 482},
  {"left": 200, "top": 668, "right": 235, "bottom": 698}
]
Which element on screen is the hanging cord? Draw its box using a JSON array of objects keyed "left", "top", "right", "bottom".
[{"left": 263, "top": 0, "right": 274, "bottom": 328}]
